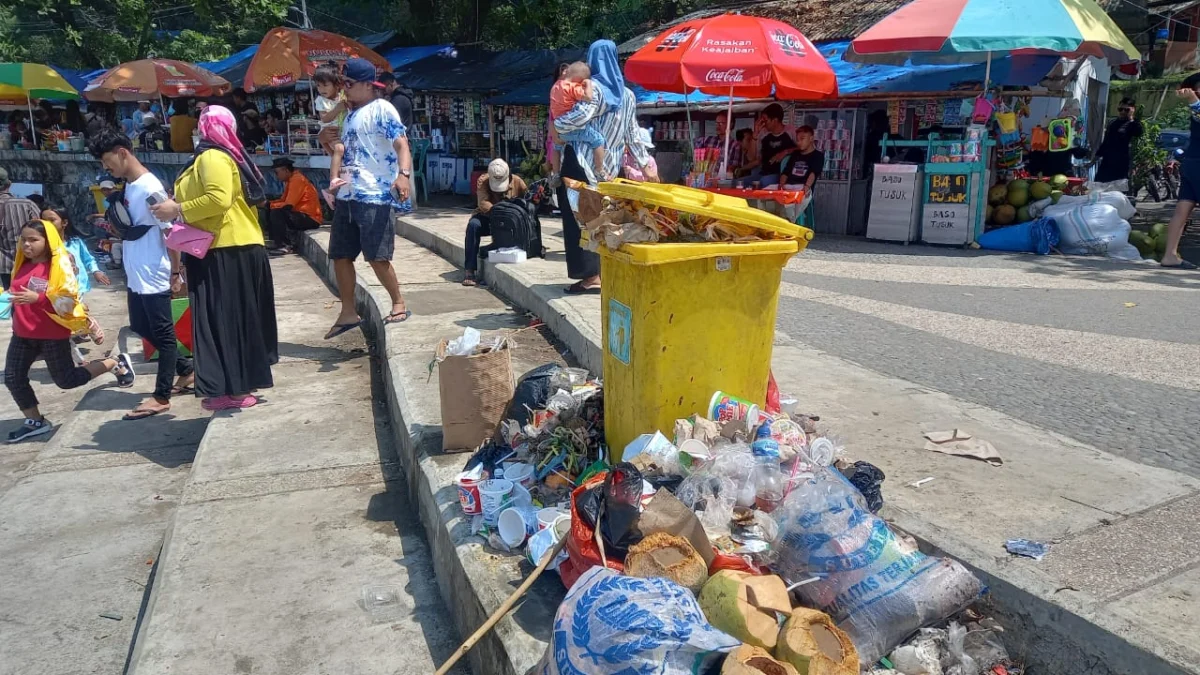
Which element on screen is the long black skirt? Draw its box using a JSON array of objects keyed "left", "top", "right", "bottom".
[
  {"left": 559, "top": 146, "right": 601, "bottom": 280},
  {"left": 185, "top": 244, "right": 278, "bottom": 398}
]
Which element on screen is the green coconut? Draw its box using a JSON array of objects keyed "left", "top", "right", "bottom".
[
  {"left": 1016, "top": 205, "right": 1032, "bottom": 223},
  {"left": 1007, "top": 188, "right": 1030, "bottom": 208},
  {"left": 1155, "top": 234, "right": 1168, "bottom": 256},
  {"left": 985, "top": 204, "right": 994, "bottom": 223},
  {"left": 1008, "top": 179, "right": 1030, "bottom": 193},
  {"left": 1050, "top": 190, "right": 1064, "bottom": 204},
  {"left": 1151, "top": 223, "right": 1168, "bottom": 239},
  {"left": 699, "top": 571, "right": 791, "bottom": 650},
  {"left": 1030, "top": 181, "right": 1053, "bottom": 200},
  {"left": 988, "top": 185, "right": 1009, "bottom": 205},
  {"left": 1050, "top": 174, "right": 1070, "bottom": 190},
  {"left": 993, "top": 205, "right": 1016, "bottom": 225}
]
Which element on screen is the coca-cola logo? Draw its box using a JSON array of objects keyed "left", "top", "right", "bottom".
[
  {"left": 771, "top": 29, "right": 807, "bottom": 58},
  {"left": 705, "top": 68, "right": 745, "bottom": 83}
]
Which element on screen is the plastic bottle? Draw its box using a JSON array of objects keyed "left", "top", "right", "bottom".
[{"left": 751, "top": 421, "right": 784, "bottom": 513}]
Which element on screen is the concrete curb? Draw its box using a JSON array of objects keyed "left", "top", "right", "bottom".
[
  {"left": 297, "top": 230, "right": 551, "bottom": 675},
  {"left": 393, "top": 214, "right": 1194, "bottom": 675}
]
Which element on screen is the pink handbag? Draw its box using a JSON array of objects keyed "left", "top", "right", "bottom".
[{"left": 164, "top": 222, "right": 214, "bottom": 259}]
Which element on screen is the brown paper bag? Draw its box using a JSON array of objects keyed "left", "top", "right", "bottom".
[{"left": 437, "top": 342, "right": 515, "bottom": 452}]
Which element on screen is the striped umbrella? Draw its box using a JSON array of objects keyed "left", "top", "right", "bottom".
[
  {"left": 847, "top": 0, "right": 1140, "bottom": 83},
  {"left": 0, "top": 63, "right": 80, "bottom": 145}
]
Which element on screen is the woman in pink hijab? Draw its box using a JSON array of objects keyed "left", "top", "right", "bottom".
[{"left": 150, "top": 105, "right": 277, "bottom": 411}]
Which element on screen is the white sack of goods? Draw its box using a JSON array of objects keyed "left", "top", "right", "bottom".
[{"left": 771, "top": 467, "right": 983, "bottom": 668}]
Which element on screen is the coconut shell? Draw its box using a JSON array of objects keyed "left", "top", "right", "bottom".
[
  {"left": 722, "top": 645, "right": 800, "bottom": 675},
  {"left": 625, "top": 532, "right": 708, "bottom": 593},
  {"left": 699, "top": 571, "right": 790, "bottom": 649},
  {"left": 775, "top": 607, "right": 858, "bottom": 675}
]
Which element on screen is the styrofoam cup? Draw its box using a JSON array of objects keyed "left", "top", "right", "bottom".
[
  {"left": 536, "top": 507, "right": 567, "bottom": 530},
  {"left": 497, "top": 507, "right": 531, "bottom": 548}
]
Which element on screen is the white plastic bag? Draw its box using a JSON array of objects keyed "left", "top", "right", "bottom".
[
  {"left": 1051, "top": 203, "right": 1142, "bottom": 261},
  {"left": 1029, "top": 190, "right": 1136, "bottom": 220},
  {"left": 772, "top": 467, "right": 984, "bottom": 668},
  {"left": 445, "top": 327, "right": 481, "bottom": 356},
  {"left": 534, "top": 567, "right": 738, "bottom": 675}
]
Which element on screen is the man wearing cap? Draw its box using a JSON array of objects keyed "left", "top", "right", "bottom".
[
  {"left": 463, "top": 159, "right": 528, "bottom": 287},
  {"left": 0, "top": 168, "right": 41, "bottom": 289},
  {"left": 323, "top": 57, "right": 415, "bottom": 339},
  {"left": 263, "top": 157, "right": 323, "bottom": 254}
]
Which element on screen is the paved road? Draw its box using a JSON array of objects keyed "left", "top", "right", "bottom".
[{"left": 778, "top": 237, "right": 1200, "bottom": 478}]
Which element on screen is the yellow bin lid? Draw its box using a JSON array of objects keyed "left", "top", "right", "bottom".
[{"left": 598, "top": 179, "right": 815, "bottom": 243}]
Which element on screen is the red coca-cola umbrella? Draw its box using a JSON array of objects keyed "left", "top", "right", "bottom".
[{"left": 625, "top": 13, "right": 837, "bottom": 174}]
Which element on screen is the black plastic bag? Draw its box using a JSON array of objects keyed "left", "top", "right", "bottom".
[
  {"left": 575, "top": 463, "right": 645, "bottom": 557},
  {"left": 498, "top": 363, "right": 566, "bottom": 431},
  {"left": 463, "top": 439, "right": 512, "bottom": 477},
  {"left": 842, "top": 461, "right": 886, "bottom": 513}
]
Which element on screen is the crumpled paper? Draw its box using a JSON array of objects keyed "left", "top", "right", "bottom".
[{"left": 924, "top": 430, "right": 1002, "bottom": 467}]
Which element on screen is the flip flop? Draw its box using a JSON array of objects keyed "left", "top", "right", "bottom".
[
  {"left": 323, "top": 321, "right": 362, "bottom": 340},
  {"left": 1161, "top": 260, "right": 1198, "bottom": 270},
  {"left": 171, "top": 384, "right": 195, "bottom": 396},
  {"left": 564, "top": 282, "right": 601, "bottom": 295},
  {"left": 123, "top": 407, "right": 166, "bottom": 420},
  {"left": 384, "top": 310, "right": 413, "bottom": 324}
]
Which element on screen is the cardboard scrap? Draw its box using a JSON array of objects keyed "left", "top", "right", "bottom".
[
  {"left": 924, "top": 429, "right": 1002, "bottom": 466},
  {"left": 639, "top": 488, "right": 715, "bottom": 566}
]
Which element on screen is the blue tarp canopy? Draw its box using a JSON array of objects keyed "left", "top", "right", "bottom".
[
  {"left": 821, "top": 41, "right": 1059, "bottom": 96},
  {"left": 198, "top": 44, "right": 259, "bottom": 80},
  {"left": 485, "top": 41, "right": 1057, "bottom": 107},
  {"left": 383, "top": 45, "right": 454, "bottom": 69},
  {"left": 396, "top": 47, "right": 582, "bottom": 94}
]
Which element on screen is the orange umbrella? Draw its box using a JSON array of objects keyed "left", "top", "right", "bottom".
[
  {"left": 244, "top": 27, "right": 391, "bottom": 91},
  {"left": 84, "top": 59, "right": 230, "bottom": 102}
]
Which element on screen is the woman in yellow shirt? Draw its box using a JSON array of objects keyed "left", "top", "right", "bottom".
[{"left": 151, "top": 105, "right": 277, "bottom": 411}]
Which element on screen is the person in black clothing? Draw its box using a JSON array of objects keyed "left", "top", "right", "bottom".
[
  {"left": 1093, "top": 98, "right": 1143, "bottom": 183},
  {"left": 756, "top": 103, "right": 795, "bottom": 185},
  {"left": 780, "top": 125, "right": 823, "bottom": 192},
  {"left": 379, "top": 72, "right": 415, "bottom": 128}
]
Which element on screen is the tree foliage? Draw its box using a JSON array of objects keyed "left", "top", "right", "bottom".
[{"left": 0, "top": 0, "right": 716, "bottom": 69}]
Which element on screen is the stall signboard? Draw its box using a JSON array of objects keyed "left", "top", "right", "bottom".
[
  {"left": 866, "top": 164, "right": 922, "bottom": 243},
  {"left": 922, "top": 171, "right": 971, "bottom": 245}
]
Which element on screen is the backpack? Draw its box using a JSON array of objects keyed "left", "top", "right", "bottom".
[
  {"left": 104, "top": 189, "right": 154, "bottom": 241},
  {"left": 488, "top": 198, "right": 543, "bottom": 258}
]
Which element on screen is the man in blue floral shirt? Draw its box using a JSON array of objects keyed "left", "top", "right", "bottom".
[{"left": 324, "top": 58, "right": 416, "bottom": 340}]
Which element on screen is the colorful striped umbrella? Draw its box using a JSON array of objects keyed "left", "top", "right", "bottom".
[
  {"left": 0, "top": 62, "right": 80, "bottom": 104},
  {"left": 0, "top": 63, "right": 80, "bottom": 146},
  {"left": 83, "top": 59, "right": 230, "bottom": 103},
  {"left": 847, "top": 0, "right": 1140, "bottom": 67},
  {"left": 244, "top": 28, "right": 390, "bottom": 92}
]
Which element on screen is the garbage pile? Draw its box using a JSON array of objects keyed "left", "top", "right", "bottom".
[
  {"left": 583, "top": 196, "right": 777, "bottom": 250},
  {"left": 979, "top": 185, "right": 1147, "bottom": 262},
  {"left": 449, "top": 362, "right": 1012, "bottom": 674}
]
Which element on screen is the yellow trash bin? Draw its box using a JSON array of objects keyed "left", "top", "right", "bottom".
[{"left": 593, "top": 181, "right": 813, "bottom": 459}]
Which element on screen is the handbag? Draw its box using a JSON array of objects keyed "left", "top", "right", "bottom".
[{"left": 164, "top": 222, "right": 214, "bottom": 258}]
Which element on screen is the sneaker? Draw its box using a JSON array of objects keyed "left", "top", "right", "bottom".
[
  {"left": 8, "top": 418, "right": 52, "bottom": 443},
  {"left": 113, "top": 353, "right": 136, "bottom": 388}
]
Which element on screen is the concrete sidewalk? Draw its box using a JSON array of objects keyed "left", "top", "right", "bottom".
[
  {"left": 396, "top": 205, "right": 1200, "bottom": 675},
  {"left": 125, "top": 254, "right": 467, "bottom": 675},
  {"left": 0, "top": 273, "right": 208, "bottom": 675}
]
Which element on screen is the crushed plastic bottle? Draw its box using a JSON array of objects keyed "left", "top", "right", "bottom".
[{"left": 751, "top": 422, "right": 784, "bottom": 513}]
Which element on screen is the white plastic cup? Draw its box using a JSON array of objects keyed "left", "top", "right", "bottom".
[
  {"left": 497, "top": 506, "right": 535, "bottom": 548},
  {"left": 479, "top": 479, "right": 514, "bottom": 527},
  {"left": 536, "top": 507, "right": 567, "bottom": 531},
  {"left": 504, "top": 462, "right": 535, "bottom": 489}
]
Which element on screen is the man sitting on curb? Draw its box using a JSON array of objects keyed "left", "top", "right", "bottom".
[
  {"left": 463, "top": 159, "right": 527, "bottom": 287},
  {"left": 262, "top": 157, "right": 323, "bottom": 255}
]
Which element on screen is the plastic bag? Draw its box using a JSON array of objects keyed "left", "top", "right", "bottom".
[
  {"left": 772, "top": 467, "right": 984, "bottom": 668},
  {"left": 1029, "top": 190, "right": 1136, "bottom": 221},
  {"left": 842, "top": 461, "right": 886, "bottom": 513},
  {"left": 445, "top": 327, "right": 481, "bottom": 356},
  {"left": 575, "top": 463, "right": 644, "bottom": 556},
  {"left": 499, "top": 363, "right": 567, "bottom": 430},
  {"left": 1050, "top": 203, "right": 1142, "bottom": 261},
  {"left": 709, "top": 443, "right": 757, "bottom": 508},
  {"left": 946, "top": 622, "right": 978, "bottom": 675},
  {"left": 676, "top": 471, "right": 737, "bottom": 537},
  {"left": 962, "top": 627, "right": 1009, "bottom": 673},
  {"left": 533, "top": 567, "right": 739, "bottom": 675},
  {"left": 977, "top": 218, "right": 1059, "bottom": 255}
]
